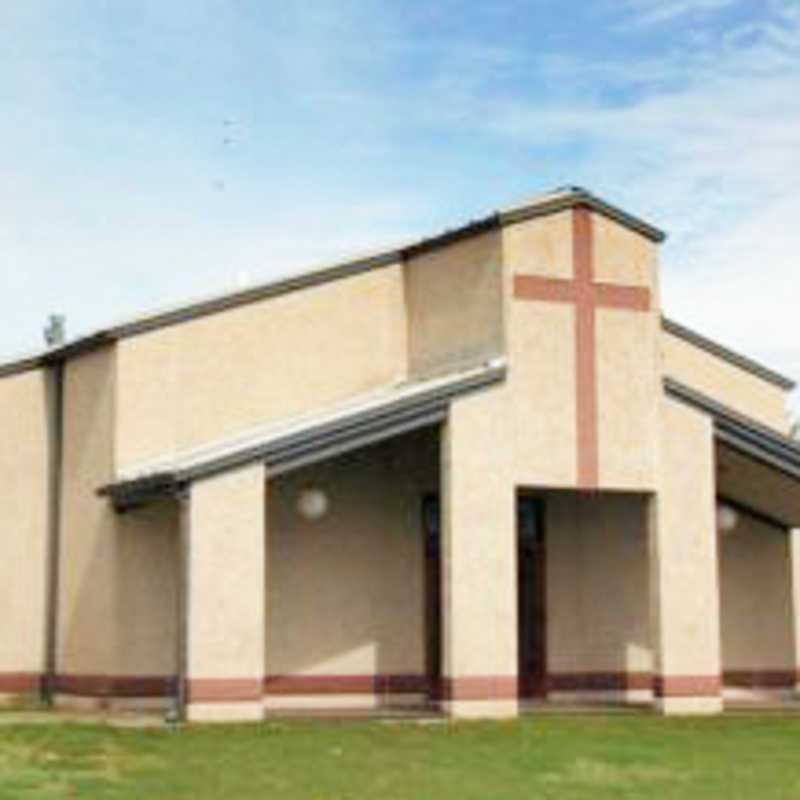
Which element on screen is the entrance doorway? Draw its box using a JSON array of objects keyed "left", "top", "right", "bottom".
[{"left": 518, "top": 495, "right": 546, "bottom": 697}]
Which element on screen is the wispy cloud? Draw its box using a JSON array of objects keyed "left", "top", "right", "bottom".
[
  {"left": 613, "top": 0, "right": 738, "bottom": 28},
  {"left": 0, "top": 0, "right": 798, "bottom": 396}
]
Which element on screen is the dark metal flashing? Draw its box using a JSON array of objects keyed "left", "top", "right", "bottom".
[
  {"left": 716, "top": 494, "right": 788, "bottom": 533},
  {"left": 0, "top": 188, "right": 665, "bottom": 380},
  {"left": 99, "top": 363, "right": 506, "bottom": 511},
  {"left": 499, "top": 187, "right": 666, "bottom": 243},
  {"left": 401, "top": 214, "right": 501, "bottom": 259},
  {"left": 663, "top": 317, "right": 795, "bottom": 390},
  {"left": 664, "top": 378, "right": 800, "bottom": 480},
  {"left": 42, "top": 362, "right": 64, "bottom": 705},
  {"left": 0, "top": 332, "right": 114, "bottom": 380},
  {"left": 174, "top": 488, "right": 190, "bottom": 721}
]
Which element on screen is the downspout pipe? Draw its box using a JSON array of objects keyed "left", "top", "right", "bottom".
[
  {"left": 42, "top": 359, "right": 64, "bottom": 705},
  {"left": 172, "top": 486, "right": 190, "bottom": 723}
]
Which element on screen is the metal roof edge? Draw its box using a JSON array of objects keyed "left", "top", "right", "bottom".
[
  {"left": 0, "top": 188, "right": 668, "bottom": 377},
  {"left": 663, "top": 317, "right": 795, "bottom": 390},
  {"left": 99, "top": 360, "right": 507, "bottom": 510},
  {"left": 663, "top": 378, "right": 800, "bottom": 478},
  {"left": 499, "top": 187, "right": 666, "bottom": 243}
]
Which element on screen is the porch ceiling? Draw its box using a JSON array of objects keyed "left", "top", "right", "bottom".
[{"left": 716, "top": 442, "right": 800, "bottom": 528}]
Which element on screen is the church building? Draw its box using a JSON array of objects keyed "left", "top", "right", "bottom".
[{"left": 2, "top": 187, "right": 799, "bottom": 721}]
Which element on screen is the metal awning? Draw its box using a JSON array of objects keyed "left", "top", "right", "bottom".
[
  {"left": 664, "top": 378, "right": 800, "bottom": 527},
  {"left": 99, "top": 359, "right": 506, "bottom": 511}
]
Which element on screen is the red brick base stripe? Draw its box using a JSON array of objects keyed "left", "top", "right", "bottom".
[
  {"left": 0, "top": 672, "right": 42, "bottom": 693},
  {"left": 440, "top": 676, "right": 518, "bottom": 702},
  {"left": 187, "top": 678, "right": 264, "bottom": 703},
  {"left": 55, "top": 674, "right": 172, "bottom": 697},
  {"left": 723, "top": 670, "right": 797, "bottom": 689},
  {"left": 654, "top": 675, "right": 722, "bottom": 698},
  {"left": 548, "top": 671, "right": 653, "bottom": 692},
  {"left": 264, "top": 674, "right": 429, "bottom": 695}
]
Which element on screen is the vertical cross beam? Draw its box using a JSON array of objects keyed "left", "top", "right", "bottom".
[{"left": 513, "top": 206, "right": 651, "bottom": 489}]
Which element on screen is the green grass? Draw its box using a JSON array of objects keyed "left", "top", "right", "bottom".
[{"left": 1, "top": 714, "right": 800, "bottom": 798}]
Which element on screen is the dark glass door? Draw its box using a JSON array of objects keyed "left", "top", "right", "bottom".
[
  {"left": 518, "top": 496, "right": 546, "bottom": 698},
  {"left": 422, "top": 494, "right": 441, "bottom": 702}
]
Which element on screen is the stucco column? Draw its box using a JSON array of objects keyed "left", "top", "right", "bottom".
[
  {"left": 184, "top": 463, "right": 266, "bottom": 722},
  {"left": 649, "top": 398, "right": 722, "bottom": 714},
  {"left": 790, "top": 530, "right": 800, "bottom": 693},
  {"left": 440, "top": 389, "right": 518, "bottom": 719}
]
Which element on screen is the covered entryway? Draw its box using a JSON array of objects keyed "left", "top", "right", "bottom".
[{"left": 517, "top": 489, "right": 652, "bottom": 706}]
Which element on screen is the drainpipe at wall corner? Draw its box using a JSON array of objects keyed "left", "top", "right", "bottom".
[
  {"left": 167, "top": 485, "right": 191, "bottom": 727},
  {"left": 42, "top": 358, "right": 64, "bottom": 707}
]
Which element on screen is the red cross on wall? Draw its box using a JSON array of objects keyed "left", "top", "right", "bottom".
[{"left": 513, "top": 206, "right": 652, "bottom": 489}]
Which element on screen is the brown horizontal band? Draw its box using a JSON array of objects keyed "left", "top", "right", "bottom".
[
  {"left": 55, "top": 674, "right": 172, "bottom": 697},
  {"left": 513, "top": 274, "right": 578, "bottom": 303},
  {"left": 547, "top": 671, "right": 653, "bottom": 692},
  {"left": 440, "top": 676, "right": 518, "bottom": 702},
  {"left": 187, "top": 678, "right": 264, "bottom": 703},
  {"left": 0, "top": 672, "right": 42, "bottom": 693},
  {"left": 592, "top": 282, "right": 651, "bottom": 311},
  {"left": 723, "top": 670, "right": 797, "bottom": 689},
  {"left": 263, "top": 674, "right": 429, "bottom": 695},
  {"left": 654, "top": 674, "right": 722, "bottom": 698},
  {"left": 513, "top": 276, "right": 651, "bottom": 312}
]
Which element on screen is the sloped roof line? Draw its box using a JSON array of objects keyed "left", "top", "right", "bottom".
[
  {"left": 0, "top": 187, "right": 663, "bottom": 378},
  {"left": 98, "top": 358, "right": 507, "bottom": 511}
]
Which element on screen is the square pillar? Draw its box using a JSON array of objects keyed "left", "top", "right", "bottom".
[
  {"left": 440, "top": 390, "right": 518, "bottom": 719},
  {"left": 183, "top": 463, "right": 266, "bottom": 722},
  {"left": 649, "top": 399, "right": 722, "bottom": 714}
]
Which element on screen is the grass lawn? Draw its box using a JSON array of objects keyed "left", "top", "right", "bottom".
[{"left": 1, "top": 713, "right": 799, "bottom": 798}]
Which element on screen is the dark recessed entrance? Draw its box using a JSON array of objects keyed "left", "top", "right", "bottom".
[
  {"left": 518, "top": 495, "right": 546, "bottom": 698},
  {"left": 422, "top": 493, "right": 441, "bottom": 704}
]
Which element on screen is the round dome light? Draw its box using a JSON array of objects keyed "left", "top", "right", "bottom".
[
  {"left": 716, "top": 504, "right": 738, "bottom": 533},
  {"left": 297, "top": 488, "right": 329, "bottom": 520}
]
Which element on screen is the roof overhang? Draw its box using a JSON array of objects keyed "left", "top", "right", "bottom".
[
  {"left": 99, "top": 359, "right": 506, "bottom": 512},
  {"left": 664, "top": 378, "right": 800, "bottom": 527}
]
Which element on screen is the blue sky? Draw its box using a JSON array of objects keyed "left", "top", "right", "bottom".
[{"left": 1, "top": 0, "right": 799, "bottom": 396}]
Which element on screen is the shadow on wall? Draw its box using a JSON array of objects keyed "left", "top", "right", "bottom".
[
  {"left": 543, "top": 491, "right": 653, "bottom": 682},
  {"left": 265, "top": 427, "right": 440, "bottom": 687}
]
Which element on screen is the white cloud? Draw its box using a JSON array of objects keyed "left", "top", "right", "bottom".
[{"left": 614, "top": 0, "right": 738, "bottom": 27}]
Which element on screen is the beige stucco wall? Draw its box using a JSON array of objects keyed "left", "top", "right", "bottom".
[
  {"left": 267, "top": 428, "right": 437, "bottom": 679},
  {"left": 186, "top": 463, "right": 265, "bottom": 721},
  {"left": 593, "top": 214, "right": 661, "bottom": 490},
  {"left": 650, "top": 396, "right": 721, "bottom": 710},
  {"left": 442, "top": 383, "right": 518, "bottom": 717},
  {"left": 503, "top": 208, "right": 661, "bottom": 492},
  {"left": 504, "top": 213, "right": 577, "bottom": 486},
  {"left": 113, "top": 500, "right": 178, "bottom": 676},
  {"left": 115, "top": 265, "right": 409, "bottom": 471},
  {"left": 405, "top": 230, "right": 504, "bottom": 379},
  {"left": 596, "top": 309, "right": 659, "bottom": 489},
  {"left": 546, "top": 492, "right": 651, "bottom": 675},
  {"left": 791, "top": 530, "right": 800, "bottom": 682},
  {"left": 502, "top": 210, "right": 573, "bottom": 280},
  {"left": 593, "top": 214, "right": 658, "bottom": 289},
  {"left": 58, "top": 347, "right": 118, "bottom": 676},
  {"left": 0, "top": 368, "right": 50, "bottom": 679},
  {"left": 719, "top": 518, "right": 794, "bottom": 671},
  {"left": 59, "top": 347, "right": 178, "bottom": 679},
  {"left": 508, "top": 301, "right": 577, "bottom": 486},
  {"left": 662, "top": 332, "right": 789, "bottom": 432},
  {"left": 188, "top": 463, "right": 265, "bottom": 682}
]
